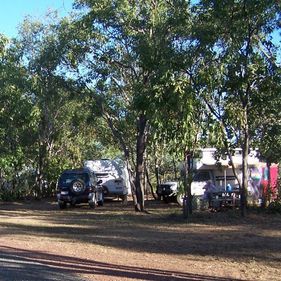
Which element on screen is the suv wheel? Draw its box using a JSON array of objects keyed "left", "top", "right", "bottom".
[
  {"left": 89, "top": 193, "right": 97, "bottom": 208},
  {"left": 97, "top": 192, "right": 104, "bottom": 206},
  {"left": 70, "top": 179, "right": 86, "bottom": 194},
  {"left": 89, "top": 201, "right": 96, "bottom": 208},
  {"left": 70, "top": 201, "right": 76, "bottom": 207},
  {"left": 58, "top": 201, "right": 67, "bottom": 209},
  {"left": 97, "top": 200, "right": 104, "bottom": 206},
  {"left": 120, "top": 195, "right": 128, "bottom": 205}
]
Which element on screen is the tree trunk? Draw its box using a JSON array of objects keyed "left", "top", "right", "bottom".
[
  {"left": 223, "top": 139, "right": 242, "bottom": 191},
  {"left": 267, "top": 162, "right": 272, "bottom": 204},
  {"left": 36, "top": 140, "right": 46, "bottom": 199},
  {"left": 123, "top": 148, "right": 138, "bottom": 208},
  {"left": 241, "top": 118, "right": 249, "bottom": 217},
  {"left": 135, "top": 113, "right": 147, "bottom": 212},
  {"left": 183, "top": 150, "right": 193, "bottom": 219},
  {"left": 155, "top": 162, "right": 160, "bottom": 188},
  {"left": 146, "top": 167, "right": 157, "bottom": 200},
  {"left": 173, "top": 158, "right": 178, "bottom": 180},
  {"left": 102, "top": 111, "right": 139, "bottom": 208}
]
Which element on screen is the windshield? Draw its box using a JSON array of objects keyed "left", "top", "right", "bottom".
[{"left": 95, "top": 172, "right": 109, "bottom": 177}]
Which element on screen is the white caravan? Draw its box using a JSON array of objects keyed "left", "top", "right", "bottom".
[
  {"left": 191, "top": 148, "right": 263, "bottom": 199},
  {"left": 84, "top": 159, "right": 131, "bottom": 201}
]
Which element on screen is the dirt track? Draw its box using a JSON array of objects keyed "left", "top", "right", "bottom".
[{"left": 0, "top": 199, "right": 280, "bottom": 281}]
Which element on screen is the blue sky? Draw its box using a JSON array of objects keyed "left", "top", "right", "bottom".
[
  {"left": 0, "top": 1, "right": 279, "bottom": 62},
  {"left": 0, "top": 0, "right": 73, "bottom": 38}
]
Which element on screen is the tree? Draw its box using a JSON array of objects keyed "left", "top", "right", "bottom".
[
  {"left": 13, "top": 14, "right": 103, "bottom": 196},
  {"left": 71, "top": 0, "right": 191, "bottom": 211},
  {"left": 251, "top": 69, "right": 281, "bottom": 205},
  {"left": 0, "top": 34, "right": 38, "bottom": 199},
  {"left": 193, "top": 0, "right": 281, "bottom": 216}
]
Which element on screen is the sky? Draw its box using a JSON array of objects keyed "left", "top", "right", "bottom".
[
  {"left": 0, "top": 1, "right": 279, "bottom": 62},
  {"left": 0, "top": 0, "right": 74, "bottom": 38}
]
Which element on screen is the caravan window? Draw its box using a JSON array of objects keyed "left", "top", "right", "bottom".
[{"left": 193, "top": 171, "right": 211, "bottom": 182}]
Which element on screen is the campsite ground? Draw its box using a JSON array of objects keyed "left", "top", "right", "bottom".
[{"left": 0, "top": 198, "right": 280, "bottom": 281}]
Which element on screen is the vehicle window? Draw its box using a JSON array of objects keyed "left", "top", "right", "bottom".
[
  {"left": 193, "top": 171, "right": 210, "bottom": 182},
  {"left": 159, "top": 184, "right": 173, "bottom": 188},
  {"left": 59, "top": 173, "right": 89, "bottom": 185},
  {"left": 95, "top": 173, "right": 109, "bottom": 177}
]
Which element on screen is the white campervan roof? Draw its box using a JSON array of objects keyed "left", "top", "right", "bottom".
[
  {"left": 195, "top": 148, "right": 261, "bottom": 170},
  {"left": 84, "top": 159, "right": 123, "bottom": 177},
  {"left": 191, "top": 148, "right": 263, "bottom": 194}
]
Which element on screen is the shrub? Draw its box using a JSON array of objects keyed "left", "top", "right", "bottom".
[{"left": 267, "top": 200, "right": 281, "bottom": 214}]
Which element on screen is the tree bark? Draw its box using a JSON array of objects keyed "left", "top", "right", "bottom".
[
  {"left": 135, "top": 113, "right": 147, "bottom": 212},
  {"left": 146, "top": 167, "right": 157, "bottom": 200},
  {"left": 123, "top": 147, "right": 138, "bottom": 208},
  {"left": 241, "top": 113, "right": 249, "bottom": 217},
  {"left": 183, "top": 150, "right": 193, "bottom": 219},
  {"left": 102, "top": 110, "right": 139, "bottom": 208},
  {"left": 36, "top": 139, "right": 46, "bottom": 199}
]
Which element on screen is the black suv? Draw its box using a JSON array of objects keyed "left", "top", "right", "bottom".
[
  {"left": 156, "top": 181, "right": 179, "bottom": 202},
  {"left": 56, "top": 168, "right": 103, "bottom": 209}
]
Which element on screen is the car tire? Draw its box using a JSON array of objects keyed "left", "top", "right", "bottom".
[
  {"left": 58, "top": 201, "right": 67, "bottom": 209},
  {"left": 89, "top": 201, "right": 96, "bottom": 208},
  {"left": 97, "top": 200, "right": 104, "bottom": 206},
  {"left": 70, "top": 201, "right": 76, "bottom": 207},
  {"left": 70, "top": 179, "right": 86, "bottom": 194},
  {"left": 96, "top": 190, "right": 104, "bottom": 206},
  {"left": 89, "top": 193, "right": 97, "bottom": 209},
  {"left": 120, "top": 194, "right": 128, "bottom": 205}
]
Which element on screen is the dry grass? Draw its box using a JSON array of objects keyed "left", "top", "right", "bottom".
[{"left": 0, "top": 198, "right": 280, "bottom": 281}]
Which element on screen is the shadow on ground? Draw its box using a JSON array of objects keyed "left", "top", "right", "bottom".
[
  {"left": 0, "top": 199, "right": 281, "bottom": 265},
  {"left": 0, "top": 246, "right": 243, "bottom": 281}
]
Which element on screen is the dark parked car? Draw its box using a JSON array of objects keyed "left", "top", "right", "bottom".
[
  {"left": 156, "top": 181, "right": 186, "bottom": 206},
  {"left": 156, "top": 181, "right": 179, "bottom": 202},
  {"left": 56, "top": 168, "right": 103, "bottom": 209}
]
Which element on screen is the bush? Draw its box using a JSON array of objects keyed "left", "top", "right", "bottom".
[
  {"left": 267, "top": 200, "right": 281, "bottom": 214},
  {"left": 0, "top": 188, "right": 17, "bottom": 201}
]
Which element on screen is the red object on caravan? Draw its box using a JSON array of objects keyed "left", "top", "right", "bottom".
[
  {"left": 261, "top": 165, "right": 279, "bottom": 199},
  {"left": 270, "top": 166, "right": 279, "bottom": 198}
]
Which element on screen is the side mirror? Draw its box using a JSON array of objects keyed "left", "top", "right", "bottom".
[{"left": 97, "top": 179, "right": 103, "bottom": 185}]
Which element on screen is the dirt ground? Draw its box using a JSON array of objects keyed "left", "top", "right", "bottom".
[{"left": 0, "top": 198, "right": 280, "bottom": 281}]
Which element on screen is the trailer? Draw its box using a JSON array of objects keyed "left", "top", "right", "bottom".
[
  {"left": 84, "top": 159, "right": 131, "bottom": 202},
  {"left": 192, "top": 148, "right": 278, "bottom": 202}
]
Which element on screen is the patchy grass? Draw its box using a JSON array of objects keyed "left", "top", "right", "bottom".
[{"left": 0, "top": 198, "right": 280, "bottom": 281}]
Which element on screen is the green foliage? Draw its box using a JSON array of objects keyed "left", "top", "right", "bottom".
[
  {"left": 0, "top": 14, "right": 114, "bottom": 200},
  {"left": 70, "top": 0, "right": 195, "bottom": 211},
  {"left": 0, "top": 188, "right": 17, "bottom": 201},
  {"left": 0, "top": 1, "right": 280, "bottom": 205},
  {"left": 191, "top": 0, "right": 281, "bottom": 215}
]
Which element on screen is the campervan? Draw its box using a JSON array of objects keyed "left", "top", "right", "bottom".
[
  {"left": 191, "top": 148, "right": 275, "bottom": 200},
  {"left": 158, "top": 148, "right": 278, "bottom": 207},
  {"left": 84, "top": 159, "right": 131, "bottom": 202}
]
